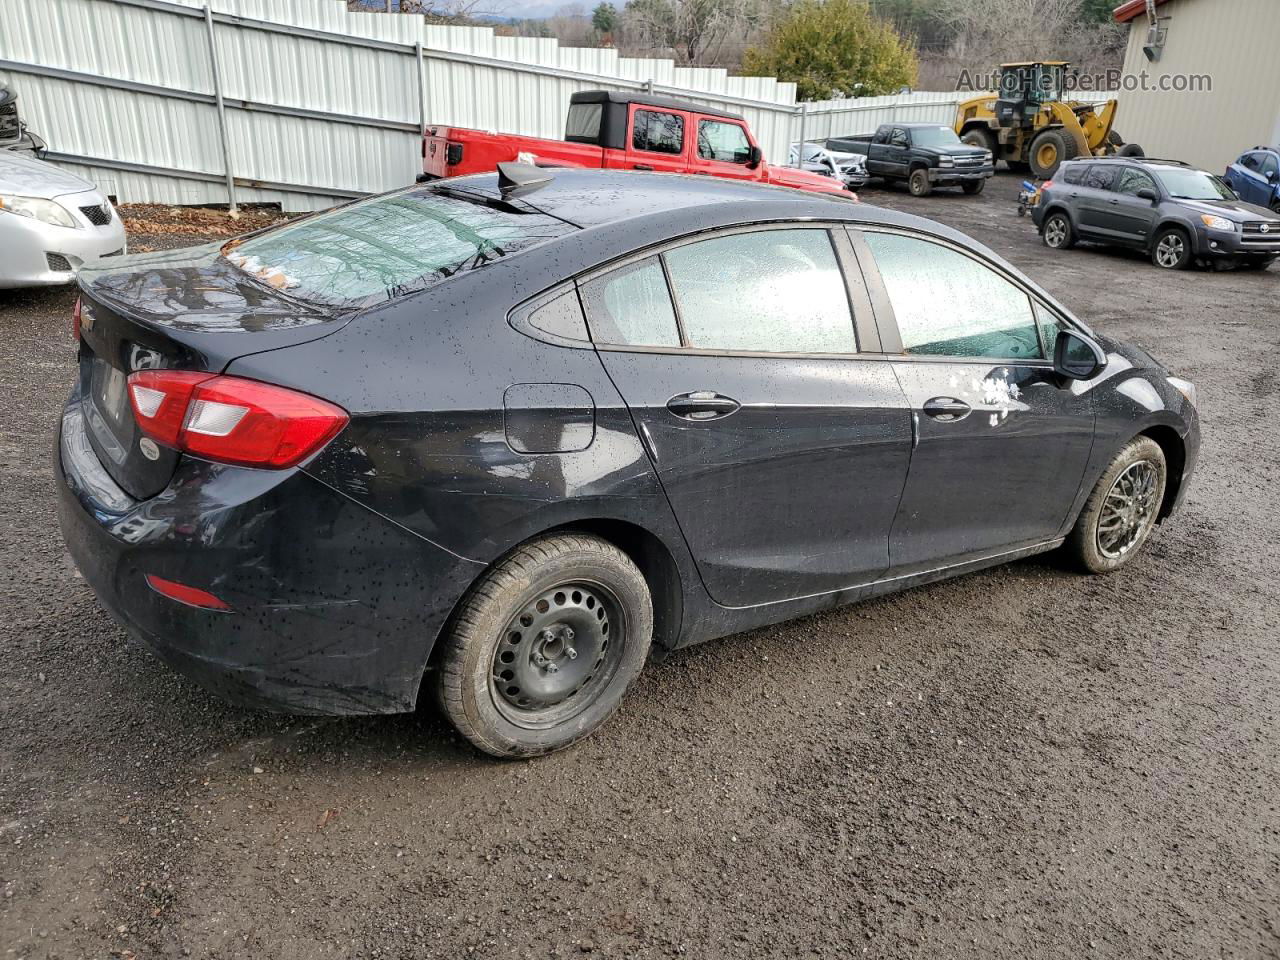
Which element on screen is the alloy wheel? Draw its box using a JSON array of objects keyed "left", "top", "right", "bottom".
[
  {"left": 1044, "top": 217, "right": 1068, "bottom": 248},
  {"left": 490, "top": 580, "right": 625, "bottom": 726},
  {"left": 1096, "top": 459, "right": 1160, "bottom": 559},
  {"left": 1155, "top": 233, "right": 1186, "bottom": 268}
]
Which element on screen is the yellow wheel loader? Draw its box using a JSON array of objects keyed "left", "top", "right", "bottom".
[{"left": 955, "top": 61, "right": 1143, "bottom": 179}]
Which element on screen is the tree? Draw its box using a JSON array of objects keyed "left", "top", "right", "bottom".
[
  {"left": 592, "top": 1, "right": 618, "bottom": 34},
  {"left": 622, "top": 0, "right": 765, "bottom": 66},
  {"left": 742, "top": 0, "right": 918, "bottom": 100}
]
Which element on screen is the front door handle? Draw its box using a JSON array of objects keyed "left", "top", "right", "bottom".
[
  {"left": 922, "top": 397, "right": 971, "bottom": 422},
  {"left": 666, "top": 391, "right": 741, "bottom": 421},
  {"left": 633, "top": 163, "right": 654, "bottom": 171}
]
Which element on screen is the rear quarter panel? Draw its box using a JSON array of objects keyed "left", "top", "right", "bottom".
[{"left": 426, "top": 127, "right": 605, "bottom": 177}]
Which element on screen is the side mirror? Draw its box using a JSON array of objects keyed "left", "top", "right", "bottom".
[
  {"left": 1136, "top": 187, "right": 1158, "bottom": 202},
  {"left": 1054, "top": 329, "right": 1107, "bottom": 381},
  {"left": 746, "top": 145, "right": 763, "bottom": 169},
  {"left": 1268, "top": 170, "right": 1278, "bottom": 183}
]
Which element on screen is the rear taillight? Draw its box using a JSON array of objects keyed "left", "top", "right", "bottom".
[
  {"left": 127, "top": 371, "right": 348, "bottom": 469},
  {"left": 72, "top": 296, "right": 82, "bottom": 342},
  {"left": 145, "top": 574, "right": 232, "bottom": 612},
  {"left": 1041, "top": 180, "right": 1054, "bottom": 191}
]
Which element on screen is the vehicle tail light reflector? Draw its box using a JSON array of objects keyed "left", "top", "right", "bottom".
[
  {"left": 1041, "top": 180, "right": 1054, "bottom": 191},
  {"left": 145, "top": 574, "right": 232, "bottom": 612},
  {"left": 127, "top": 371, "right": 348, "bottom": 469}
]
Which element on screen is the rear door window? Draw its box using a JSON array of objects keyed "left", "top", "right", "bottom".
[
  {"left": 864, "top": 231, "right": 1042, "bottom": 361},
  {"left": 1083, "top": 165, "right": 1118, "bottom": 190},
  {"left": 632, "top": 110, "right": 684, "bottom": 155},
  {"left": 664, "top": 230, "right": 856, "bottom": 354},
  {"left": 225, "top": 188, "right": 571, "bottom": 308}
]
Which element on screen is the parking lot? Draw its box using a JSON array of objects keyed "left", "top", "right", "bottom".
[{"left": 2, "top": 173, "right": 1277, "bottom": 959}]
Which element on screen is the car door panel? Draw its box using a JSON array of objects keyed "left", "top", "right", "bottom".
[
  {"left": 888, "top": 361, "right": 1094, "bottom": 571},
  {"left": 580, "top": 226, "right": 913, "bottom": 608},
  {"left": 1103, "top": 168, "right": 1160, "bottom": 245},
  {"left": 690, "top": 118, "right": 760, "bottom": 183},
  {"left": 1074, "top": 165, "right": 1120, "bottom": 239},
  {"left": 595, "top": 351, "right": 912, "bottom": 605},
  {"left": 856, "top": 228, "right": 1096, "bottom": 573},
  {"left": 624, "top": 106, "right": 689, "bottom": 173}
]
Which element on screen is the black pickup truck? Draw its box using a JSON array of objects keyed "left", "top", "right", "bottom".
[{"left": 828, "top": 123, "right": 994, "bottom": 197}]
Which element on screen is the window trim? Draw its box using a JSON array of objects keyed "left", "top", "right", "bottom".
[
  {"left": 575, "top": 221, "right": 873, "bottom": 360},
  {"left": 851, "top": 225, "right": 1081, "bottom": 366}
]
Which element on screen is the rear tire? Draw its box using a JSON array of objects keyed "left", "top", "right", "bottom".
[
  {"left": 1151, "top": 226, "right": 1192, "bottom": 270},
  {"left": 1065, "top": 436, "right": 1167, "bottom": 574},
  {"left": 1041, "top": 211, "right": 1075, "bottom": 250},
  {"left": 1029, "top": 129, "right": 1078, "bottom": 179},
  {"left": 436, "top": 534, "right": 653, "bottom": 758},
  {"left": 961, "top": 179, "right": 986, "bottom": 195},
  {"left": 908, "top": 168, "right": 933, "bottom": 197},
  {"left": 1117, "top": 143, "right": 1145, "bottom": 158}
]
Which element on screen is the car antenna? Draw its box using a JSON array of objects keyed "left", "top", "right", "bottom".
[{"left": 497, "top": 162, "right": 553, "bottom": 198}]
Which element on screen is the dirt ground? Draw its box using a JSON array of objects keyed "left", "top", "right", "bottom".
[{"left": 1, "top": 178, "right": 1277, "bottom": 960}]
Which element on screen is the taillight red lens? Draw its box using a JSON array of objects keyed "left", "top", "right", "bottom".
[
  {"left": 1041, "top": 180, "right": 1054, "bottom": 191},
  {"left": 72, "top": 296, "right": 82, "bottom": 342},
  {"left": 127, "top": 371, "right": 348, "bottom": 469}
]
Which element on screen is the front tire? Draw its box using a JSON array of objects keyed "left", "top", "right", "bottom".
[
  {"left": 1029, "top": 129, "right": 1078, "bottom": 179},
  {"left": 437, "top": 534, "right": 653, "bottom": 758},
  {"left": 1041, "top": 211, "right": 1075, "bottom": 250},
  {"left": 908, "top": 168, "right": 933, "bottom": 197},
  {"left": 961, "top": 178, "right": 986, "bottom": 195},
  {"left": 1065, "top": 436, "right": 1167, "bottom": 574},
  {"left": 1151, "top": 226, "right": 1192, "bottom": 270}
]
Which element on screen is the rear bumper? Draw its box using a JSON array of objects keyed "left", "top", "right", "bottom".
[
  {"left": 56, "top": 396, "right": 482, "bottom": 715},
  {"left": 0, "top": 191, "right": 127, "bottom": 289}
]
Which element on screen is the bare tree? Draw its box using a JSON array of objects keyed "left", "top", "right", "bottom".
[{"left": 619, "top": 0, "right": 767, "bottom": 67}]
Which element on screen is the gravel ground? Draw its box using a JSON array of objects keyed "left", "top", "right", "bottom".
[{"left": 1, "top": 179, "right": 1277, "bottom": 960}]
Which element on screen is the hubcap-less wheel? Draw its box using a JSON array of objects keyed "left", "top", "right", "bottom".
[
  {"left": 1155, "top": 233, "right": 1186, "bottom": 268},
  {"left": 491, "top": 581, "right": 623, "bottom": 726},
  {"left": 1044, "top": 216, "right": 1069, "bottom": 248},
  {"left": 1096, "top": 460, "right": 1160, "bottom": 559}
]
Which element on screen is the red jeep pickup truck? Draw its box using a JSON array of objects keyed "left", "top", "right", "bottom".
[{"left": 421, "top": 90, "right": 854, "bottom": 199}]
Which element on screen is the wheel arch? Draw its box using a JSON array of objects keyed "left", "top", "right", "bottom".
[
  {"left": 1138, "top": 424, "right": 1187, "bottom": 521},
  {"left": 427, "top": 516, "right": 688, "bottom": 683},
  {"left": 1152, "top": 218, "right": 1200, "bottom": 254}
]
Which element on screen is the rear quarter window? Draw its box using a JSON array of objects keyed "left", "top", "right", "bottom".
[
  {"left": 1062, "top": 165, "right": 1084, "bottom": 185},
  {"left": 225, "top": 188, "right": 572, "bottom": 309}
]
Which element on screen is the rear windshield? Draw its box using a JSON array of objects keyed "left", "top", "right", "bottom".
[{"left": 225, "top": 188, "right": 572, "bottom": 308}]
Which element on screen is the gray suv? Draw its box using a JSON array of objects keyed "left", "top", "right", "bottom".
[{"left": 1033, "top": 157, "right": 1280, "bottom": 270}]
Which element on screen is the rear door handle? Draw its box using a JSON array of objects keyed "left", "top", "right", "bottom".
[
  {"left": 922, "top": 397, "right": 971, "bottom": 422},
  {"left": 666, "top": 391, "right": 741, "bottom": 421},
  {"left": 633, "top": 164, "right": 654, "bottom": 171}
]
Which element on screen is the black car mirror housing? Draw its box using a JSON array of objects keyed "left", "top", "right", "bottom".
[
  {"left": 1054, "top": 329, "right": 1107, "bottom": 381},
  {"left": 1136, "top": 187, "right": 1158, "bottom": 202},
  {"left": 746, "top": 145, "right": 763, "bottom": 169}
]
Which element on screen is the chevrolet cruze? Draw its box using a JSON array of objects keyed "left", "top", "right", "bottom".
[{"left": 57, "top": 168, "right": 1199, "bottom": 757}]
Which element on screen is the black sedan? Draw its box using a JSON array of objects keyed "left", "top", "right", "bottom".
[{"left": 57, "top": 167, "right": 1200, "bottom": 757}]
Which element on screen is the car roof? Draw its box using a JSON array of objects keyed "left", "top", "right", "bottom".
[
  {"left": 568, "top": 89, "right": 742, "bottom": 122},
  {"left": 1063, "top": 156, "right": 1190, "bottom": 168}
]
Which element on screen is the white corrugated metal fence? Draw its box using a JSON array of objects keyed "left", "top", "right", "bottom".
[{"left": 0, "top": 0, "right": 1116, "bottom": 211}]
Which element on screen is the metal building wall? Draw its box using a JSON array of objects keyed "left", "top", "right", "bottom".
[{"left": 1115, "top": 0, "right": 1280, "bottom": 173}]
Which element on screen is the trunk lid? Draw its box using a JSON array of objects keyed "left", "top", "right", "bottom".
[{"left": 75, "top": 243, "right": 351, "bottom": 500}]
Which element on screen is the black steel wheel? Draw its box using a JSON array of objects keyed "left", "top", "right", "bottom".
[
  {"left": 1065, "top": 436, "right": 1168, "bottom": 574},
  {"left": 436, "top": 534, "right": 652, "bottom": 758}
]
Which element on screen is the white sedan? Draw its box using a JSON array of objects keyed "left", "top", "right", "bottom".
[{"left": 0, "top": 152, "right": 127, "bottom": 289}]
